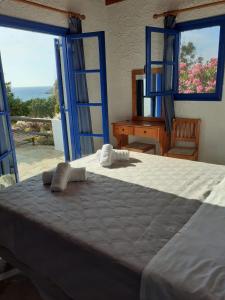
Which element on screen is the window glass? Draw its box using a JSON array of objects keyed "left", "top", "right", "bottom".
[{"left": 179, "top": 26, "right": 220, "bottom": 94}]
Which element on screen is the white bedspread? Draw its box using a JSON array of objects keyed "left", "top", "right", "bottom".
[
  {"left": 141, "top": 163, "right": 225, "bottom": 300},
  {"left": 71, "top": 152, "right": 225, "bottom": 200}
]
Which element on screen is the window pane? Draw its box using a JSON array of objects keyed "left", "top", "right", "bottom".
[
  {"left": 150, "top": 32, "right": 176, "bottom": 62},
  {"left": 74, "top": 73, "right": 101, "bottom": 103},
  {"left": 179, "top": 26, "right": 220, "bottom": 94}
]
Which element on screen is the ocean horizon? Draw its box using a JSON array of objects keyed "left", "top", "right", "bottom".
[{"left": 12, "top": 86, "right": 53, "bottom": 101}]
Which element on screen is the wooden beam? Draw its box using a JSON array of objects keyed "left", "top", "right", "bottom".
[{"left": 105, "top": 0, "right": 125, "bottom": 6}]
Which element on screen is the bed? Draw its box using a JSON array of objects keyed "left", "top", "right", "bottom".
[{"left": 0, "top": 152, "right": 225, "bottom": 300}]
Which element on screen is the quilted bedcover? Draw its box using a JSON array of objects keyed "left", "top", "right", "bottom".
[{"left": 0, "top": 153, "right": 224, "bottom": 300}]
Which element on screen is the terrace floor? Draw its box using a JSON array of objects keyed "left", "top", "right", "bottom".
[{"left": 16, "top": 144, "right": 64, "bottom": 181}]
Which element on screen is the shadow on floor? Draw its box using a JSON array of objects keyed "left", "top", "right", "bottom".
[{"left": 0, "top": 275, "right": 43, "bottom": 300}]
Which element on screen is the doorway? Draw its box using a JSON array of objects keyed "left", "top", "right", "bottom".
[
  {"left": 0, "top": 27, "right": 64, "bottom": 182},
  {"left": 0, "top": 16, "right": 109, "bottom": 189}
]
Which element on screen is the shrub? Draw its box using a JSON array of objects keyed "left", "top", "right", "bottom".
[{"left": 179, "top": 58, "right": 217, "bottom": 93}]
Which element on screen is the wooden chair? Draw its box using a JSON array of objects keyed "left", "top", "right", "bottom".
[{"left": 164, "top": 118, "right": 201, "bottom": 161}]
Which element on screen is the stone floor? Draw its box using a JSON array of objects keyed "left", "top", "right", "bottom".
[{"left": 16, "top": 144, "right": 64, "bottom": 181}]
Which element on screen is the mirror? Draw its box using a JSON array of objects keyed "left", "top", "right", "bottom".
[{"left": 132, "top": 68, "right": 164, "bottom": 121}]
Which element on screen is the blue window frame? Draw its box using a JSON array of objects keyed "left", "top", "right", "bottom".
[
  {"left": 146, "top": 15, "right": 225, "bottom": 102},
  {"left": 145, "top": 26, "right": 179, "bottom": 99},
  {"left": 175, "top": 15, "right": 225, "bottom": 101},
  {"left": 0, "top": 54, "right": 18, "bottom": 182}
]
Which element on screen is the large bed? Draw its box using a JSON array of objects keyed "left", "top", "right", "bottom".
[{"left": 0, "top": 153, "right": 225, "bottom": 300}]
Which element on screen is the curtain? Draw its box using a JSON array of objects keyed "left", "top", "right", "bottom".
[
  {"left": 163, "top": 15, "right": 176, "bottom": 132},
  {"left": 69, "top": 17, "right": 94, "bottom": 156}
]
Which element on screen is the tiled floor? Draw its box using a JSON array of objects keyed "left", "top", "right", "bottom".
[{"left": 16, "top": 144, "right": 64, "bottom": 181}]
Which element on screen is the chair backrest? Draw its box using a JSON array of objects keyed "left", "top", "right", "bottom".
[{"left": 171, "top": 118, "right": 201, "bottom": 148}]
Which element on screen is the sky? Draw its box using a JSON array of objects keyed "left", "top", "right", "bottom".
[
  {"left": 0, "top": 27, "right": 58, "bottom": 88},
  {"left": 181, "top": 26, "right": 220, "bottom": 62}
]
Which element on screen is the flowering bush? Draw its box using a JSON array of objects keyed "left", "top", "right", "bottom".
[{"left": 179, "top": 57, "right": 218, "bottom": 93}]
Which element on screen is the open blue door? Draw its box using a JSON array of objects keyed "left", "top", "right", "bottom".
[
  {"left": 55, "top": 31, "right": 109, "bottom": 161},
  {"left": 0, "top": 54, "right": 18, "bottom": 183},
  {"left": 146, "top": 26, "right": 179, "bottom": 98}
]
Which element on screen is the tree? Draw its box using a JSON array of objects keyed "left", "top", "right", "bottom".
[
  {"left": 6, "top": 82, "right": 30, "bottom": 116},
  {"left": 6, "top": 81, "right": 60, "bottom": 118},
  {"left": 53, "top": 80, "right": 60, "bottom": 115},
  {"left": 26, "top": 97, "right": 56, "bottom": 118},
  {"left": 180, "top": 42, "right": 196, "bottom": 67}
]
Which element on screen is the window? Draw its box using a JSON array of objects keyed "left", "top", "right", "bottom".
[
  {"left": 146, "top": 16, "right": 225, "bottom": 101},
  {"left": 175, "top": 16, "right": 225, "bottom": 101}
]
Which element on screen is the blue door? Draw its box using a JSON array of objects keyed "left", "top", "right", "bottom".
[
  {"left": 55, "top": 31, "right": 109, "bottom": 161},
  {"left": 0, "top": 54, "right": 18, "bottom": 183}
]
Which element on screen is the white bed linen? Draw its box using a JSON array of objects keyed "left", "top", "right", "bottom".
[{"left": 71, "top": 152, "right": 225, "bottom": 200}]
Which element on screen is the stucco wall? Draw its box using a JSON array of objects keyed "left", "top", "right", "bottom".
[
  {"left": 105, "top": 0, "right": 225, "bottom": 165},
  {"left": 1, "top": 0, "right": 225, "bottom": 163}
]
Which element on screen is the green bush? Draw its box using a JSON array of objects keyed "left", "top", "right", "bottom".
[{"left": 6, "top": 81, "right": 60, "bottom": 118}]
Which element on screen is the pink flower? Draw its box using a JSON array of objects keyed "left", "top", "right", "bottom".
[
  {"left": 197, "top": 85, "right": 204, "bottom": 93},
  {"left": 205, "top": 86, "right": 213, "bottom": 92},
  {"left": 180, "top": 62, "right": 187, "bottom": 69},
  {"left": 191, "top": 64, "right": 202, "bottom": 75},
  {"left": 179, "top": 58, "right": 217, "bottom": 94},
  {"left": 184, "top": 89, "right": 193, "bottom": 93}
]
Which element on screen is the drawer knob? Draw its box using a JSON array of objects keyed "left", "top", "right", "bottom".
[
  {"left": 122, "top": 128, "right": 125, "bottom": 131},
  {"left": 144, "top": 130, "right": 147, "bottom": 133}
]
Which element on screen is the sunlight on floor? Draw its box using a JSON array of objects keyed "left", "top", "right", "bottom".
[{"left": 16, "top": 144, "right": 64, "bottom": 181}]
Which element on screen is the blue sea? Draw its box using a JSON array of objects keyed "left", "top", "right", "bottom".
[{"left": 12, "top": 86, "right": 53, "bottom": 101}]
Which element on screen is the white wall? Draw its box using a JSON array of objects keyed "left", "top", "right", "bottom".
[
  {"left": 1, "top": 0, "right": 225, "bottom": 164},
  {"left": 105, "top": 0, "right": 225, "bottom": 165}
]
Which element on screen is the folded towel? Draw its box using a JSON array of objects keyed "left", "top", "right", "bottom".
[
  {"left": 113, "top": 149, "right": 129, "bottom": 161},
  {"left": 99, "top": 144, "right": 113, "bottom": 167},
  {"left": 51, "top": 162, "right": 71, "bottom": 192},
  {"left": 96, "top": 149, "right": 101, "bottom": 162},
  {"left": 42, "top": 167, "right": 87, "bottom": 185},
  {"left": 96, "top": 149, "right": 129, "bottom": 163}
]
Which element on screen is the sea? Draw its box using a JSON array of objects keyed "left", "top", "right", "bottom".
[{"left": 12, "top": 86, "right": 53, "bottom": 101}]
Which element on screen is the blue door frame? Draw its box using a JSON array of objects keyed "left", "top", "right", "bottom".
[
  {"left": 0, "top": 14, "right": 110, "bottom": 163},
  {"left": 60, "top": 31, "right": 109, "bottom": 160},
  {"left": 0, "top": 55, "right": 18, "bottom": 182}
]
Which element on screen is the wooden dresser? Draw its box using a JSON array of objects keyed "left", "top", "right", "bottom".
[{"left": 112, "top": 120, "right": 170, "bottom": 155}]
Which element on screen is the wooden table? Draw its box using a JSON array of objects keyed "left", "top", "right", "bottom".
[{"left": 112, "top": 120, "right": 170, "bottom": 155}]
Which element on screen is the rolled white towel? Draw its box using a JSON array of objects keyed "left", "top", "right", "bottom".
[
  {"left": 51, "top": 162, "right": 71, "bottom": 192},
  {"left": 112, "top": 150, "right": 129, "bottom": 161},
  {"left": 96, "top": 149, "right": 129, "bottom": 163},
  {"left": 99, "top": 144, "right": 113, "bottom": 167},
  {"left": 42, "top": 167, "right": 87, "bottom": 185},
  {"left": 96, "top": 149, "right": 101, "bottom": 162}
]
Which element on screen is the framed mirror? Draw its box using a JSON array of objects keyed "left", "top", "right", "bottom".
[{"left": 132, "top": 68, "right": 164, "bottom": 121}]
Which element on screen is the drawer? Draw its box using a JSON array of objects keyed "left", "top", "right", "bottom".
[
  {"left": 134, "top": 127, "right": 159, "bottom": 138},
  {"left": 114, "top": 125, "right": 134, "bottom": 135}
]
